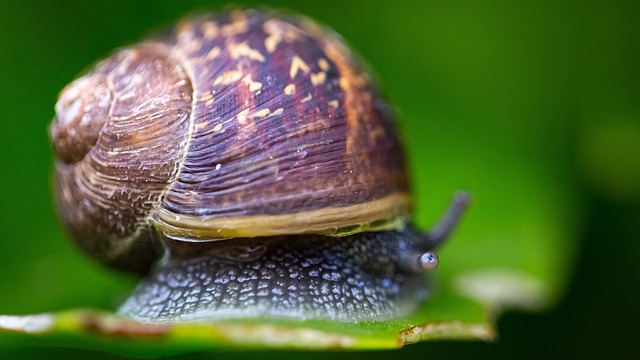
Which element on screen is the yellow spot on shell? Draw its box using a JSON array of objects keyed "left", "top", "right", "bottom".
[
  {"left": 318, "top": 58, "right": 330, "bottom": 71},
  {"left": 236, "top": 109, "right": 250, "bottom": 124},
  {"left": 213, "top": 123, "right": 223, "bottom": 132},
  {"left": 221, "top": 12, "right": 248, "bottom": 37},
  {"left": 284, "top": 84, "right": 296, "bottom": 95},
  {"left": 198, "top": 91, "right": 213, "bottom": 104},
  {"left": 229, "top": 42, "right": 266, "bottom": 62},
  {"left": 265, "top": 35, "right": 280, "bottom": 53},
  {"left": 242, "top": 75, "right": 263, "bottom": 92},
  {"left": 328, "top": 100, "right": 339, "bottom": 108},
  {"left": 250, "top": 82, "right": 262, "bottom": 92},
  {"left": 202, "top": 21, "right": 218, "bottom": 39},
  {"left": 195, "top": 121, "right": 209, "bottom": 130},
  {"left": 253, "top": 108, "right": 271, "bottom": 118},
  {"left": 236, "top": 108, "right": 273, "bottom": 124},
  {"left": 290, "top": 55, "right": 310, "bottom": 79},
  {"left": 264, "top": 19, "right": 284, "bottom": 53},
  {"left": 206, "top": 46, "right": 221, "bottom": 60},
  {"left": 311, "top": 72, "right": 327, "bottom": 86},
  {"left": 213, "top": 70, "right": 243, "bottom": 86},
  {"left": 272, "top": 108, "right": 284, "bottom": 116},
  {"left": 301, "top": 93, "right": 313, "bottom": 103}
]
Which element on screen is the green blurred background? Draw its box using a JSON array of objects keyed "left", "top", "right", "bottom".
[{"left": 0, "top": 0, "right": 638, "bottom": 358}]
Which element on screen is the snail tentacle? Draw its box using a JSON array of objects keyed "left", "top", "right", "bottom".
[
  {"left": 396, "top": 191, "right": 469, "bottom": 274},
  {"left": 425, "top": 190, "right": 471, "bottom": 248}
]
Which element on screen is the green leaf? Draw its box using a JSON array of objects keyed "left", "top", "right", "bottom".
[{"left": 1, "top": 287, "right": 495, "bottom": 357}]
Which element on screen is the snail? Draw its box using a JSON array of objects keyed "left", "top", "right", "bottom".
[{"left": 50, "top": 8, "right": 469, "bottom": 323}]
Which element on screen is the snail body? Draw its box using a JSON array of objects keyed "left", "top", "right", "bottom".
[{"left": 50, "top": 9, "right": 468, "bottom": 323}]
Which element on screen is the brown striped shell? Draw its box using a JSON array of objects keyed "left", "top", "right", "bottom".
[{"left": 50, "top": 9, "right": 410, "bottom": 273}]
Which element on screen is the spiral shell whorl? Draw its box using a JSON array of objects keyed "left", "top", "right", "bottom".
[{"left": 52, "top": 44, "right": 193, "bottom": 272}]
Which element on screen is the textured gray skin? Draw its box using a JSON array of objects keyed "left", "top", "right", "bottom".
[{"left": 118, "top": 226, "right": 438, "bottom": 323}]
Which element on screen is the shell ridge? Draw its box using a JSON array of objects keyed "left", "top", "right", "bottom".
[{"left": 145, "top": 32, "right": 200, "bottom": 231}]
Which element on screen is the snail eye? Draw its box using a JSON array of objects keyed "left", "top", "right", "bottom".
[{"left": 51, "top": 74, "right": 111, "bottom": 164}]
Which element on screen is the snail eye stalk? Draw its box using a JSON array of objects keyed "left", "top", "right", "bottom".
[
  {"left": 399, "top": 191, "right": 470, "bottom": 273},
  {"left": 426, "top": 191, "right": 471, "bottom": 248}
]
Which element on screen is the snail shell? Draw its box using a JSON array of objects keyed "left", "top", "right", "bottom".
[{"left": 50, "top": 9, "right": 410, "bottom": 273}]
